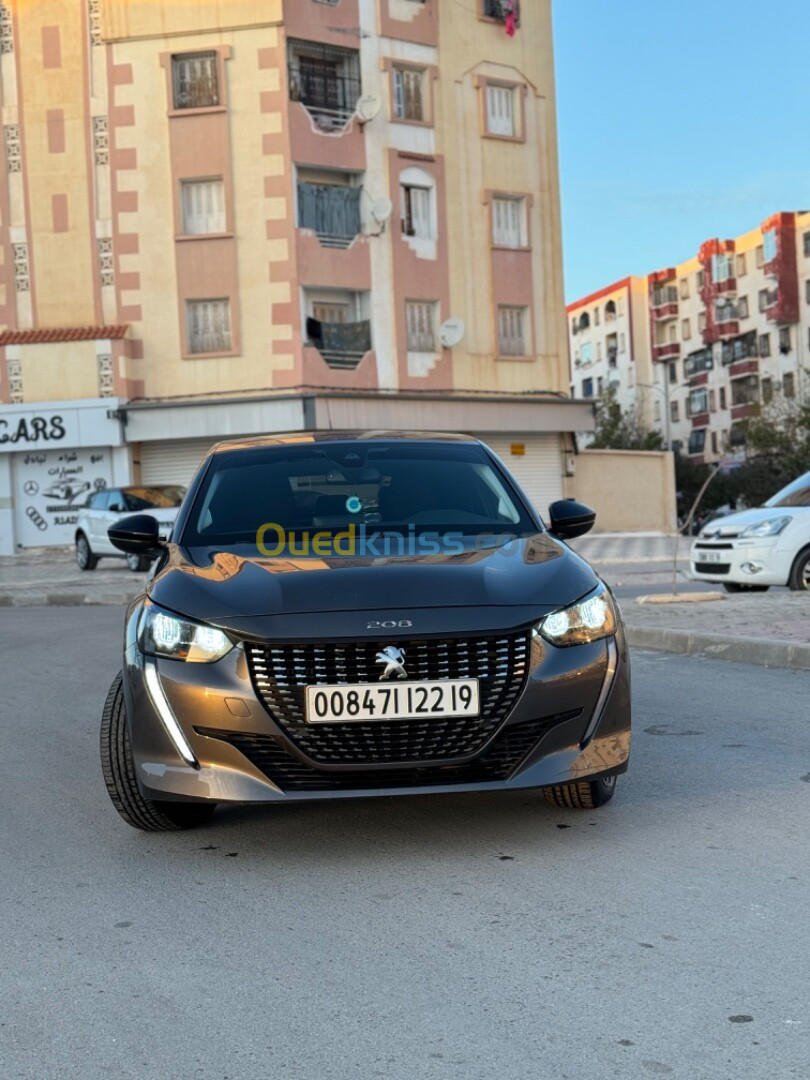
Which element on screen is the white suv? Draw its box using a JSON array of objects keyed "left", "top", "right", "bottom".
[
  {"left": 75, "top": 485, "right": 185, "bottom": 572},
  {"left": 690, "top": 471, "right": 810, "bottom": 592}
]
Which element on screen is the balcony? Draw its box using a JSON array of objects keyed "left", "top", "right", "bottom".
[
  {"left": 288, "top": 41, "right": 361, "bottom": 131},
  {"left": 653, "top": 341, "right": 680, "bottom": 362},
  {"left": 304, "top": 289, "right": 372, "bottom": 370},
  {"left": 731, "top": 403, "right": 756, "bottom": 422},
  {"left": 483, "top": 0, "right": 521, "bottom": 23},
  {"left": 684, "top": 350, "right": 713, "bottom": 378},
  {"left": 728, "top": 358, "right": 758, "bottom": 379},
  {"left": 651, "top": 284, "right": 679, "bottom": 320},
  {"left": 297, "top": 176, "right": 362, "bottom": 249}
]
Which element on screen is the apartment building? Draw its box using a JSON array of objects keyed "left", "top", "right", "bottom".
[
  {"left": 566, "top": 210, "right": 810, "bottom": 464},
  {"left": 0, "top": 0, "right": 590, "bottom": 554},
  {"left": 566, "top": 276, "right": 653, "bottom": 441}
]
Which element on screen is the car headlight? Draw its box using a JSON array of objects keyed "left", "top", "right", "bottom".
[
  {"left": 138, "top": 603, "right": 234, "bottom": 663},
  {"left": 535, "top": 585, "right": 618, "bottom": 647},
  {"left": 739, "top": 516, "right": 792, "bottom": 539}
]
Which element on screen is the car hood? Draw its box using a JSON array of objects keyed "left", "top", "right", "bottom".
[
  {"left": 699, "top": 506, "right": 805, "bottom": 537},
  {"left": 146, "top": 533, "right": 600, "bottom": 628}
]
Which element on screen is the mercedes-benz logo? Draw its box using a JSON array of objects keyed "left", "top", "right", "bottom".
[{"left": 376, "top": 645, "right": 407, "bottom": 681}]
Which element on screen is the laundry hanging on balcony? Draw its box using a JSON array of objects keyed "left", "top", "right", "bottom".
[
  {"left": 503, "top": 0, "right": 517, "bottom": 37},
  {"left": 298, "top": 183, "right": 361, "bottom": 242}
]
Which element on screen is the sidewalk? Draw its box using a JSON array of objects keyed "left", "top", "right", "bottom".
[{"left": 1, "top": 541, "right": 809, "bottom": 670}]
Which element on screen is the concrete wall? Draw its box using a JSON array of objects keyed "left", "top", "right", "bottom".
[{"left": 567, "top": 449, "right": 677, "bottom": 534}]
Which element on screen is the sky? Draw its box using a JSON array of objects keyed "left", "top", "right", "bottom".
[{"left": 553, "top": 0, "right": 810, "bottom": 302}]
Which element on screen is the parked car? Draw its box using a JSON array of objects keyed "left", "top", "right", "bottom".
[
  {"left": 690, "top": 469, "right": 810, "bottom": 591},
  {"left": 75, "top": 485, "right": 185, "bottom": 572},
  {"left": 99, "top": 432, "right": 631, "bottom": 831}
]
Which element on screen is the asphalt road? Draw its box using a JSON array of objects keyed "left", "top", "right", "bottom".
[{"left": 2, "top": 608, "right": 809, "bottom": 1080}]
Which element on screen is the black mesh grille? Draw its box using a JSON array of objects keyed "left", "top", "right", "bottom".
[
  {"left": 197, "top": 711, "right": 579, "bottom": 792},
  {"left": 245, "top": 632, "right": 531, "bottom": 764},
  {"left": 694, "top": 562, "right": 730, "bottom": 575}
]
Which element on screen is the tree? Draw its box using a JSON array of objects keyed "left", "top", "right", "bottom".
[
  {"left": 590, "top": 388, "right": 666, "bottom": 451},
  {"left": 730, "top": 391, "right": 810, "bottom": 504}
]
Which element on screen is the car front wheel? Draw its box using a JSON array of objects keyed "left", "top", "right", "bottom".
[
  {"left": 542, "top": 775, "right": 617, "bottom": 809},
  {"left": 126, "top": 552, "right": 152, "bottom": 573},
  {"left": 788, "top": 548, "right": 810, "bottom": 592},
  {"left": 76, "top": 532, "right": 99, "bottom": 571},
  {"left": 100, "top": 672, "right": 217, "bottom": 831}
]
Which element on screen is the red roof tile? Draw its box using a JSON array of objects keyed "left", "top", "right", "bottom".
[{"left": 0, "top": 325, "right": 129, "bottom": 345}]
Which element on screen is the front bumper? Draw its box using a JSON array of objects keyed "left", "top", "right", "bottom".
[
  {"left": 121, "top": 607, "right": 631, "bottom": 804},
  {"left": 690, "top": 538, "right": 790, "bottom": 586}
]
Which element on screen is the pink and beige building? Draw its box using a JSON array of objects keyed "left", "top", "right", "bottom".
[
  {"left": 567, "top": 210, "right": 810, "bottom": 463},
  {"left": 0, "top": 0, "right": 591, "bottom": 553}
]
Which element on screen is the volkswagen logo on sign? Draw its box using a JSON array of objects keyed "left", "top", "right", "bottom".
[{"left": 376, "top": 645, "right": 407, "bottom": 681}]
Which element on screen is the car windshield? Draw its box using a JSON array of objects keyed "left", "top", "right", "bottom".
[
  {"left": 764, "top": 472, "right": 810, "bottom": 508},
  {"left": 180, "top": 441, "right": 536, "bottom": 551},
  {"left": 123, "top": 486, "right": 185, "bottom": 511}
]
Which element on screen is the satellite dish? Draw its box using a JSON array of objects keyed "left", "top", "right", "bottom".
[
  {"left": 370, "top": 197, "right": 393, "bottom": 225},
  {"left": 355, "top": 94, "right": 382, "bottom": 124},
  {"left": 440, "top": 318, "right": 465, "bottom": 349}
]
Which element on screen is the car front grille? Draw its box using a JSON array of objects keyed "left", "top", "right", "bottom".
[
  {"left": 245, "top": 632, "right": 531, "bottom": 765},
  {"left": 197, "top": 710, "right": 580, "bottom": 792},
  {"left": 694, "top": 562, "right": 730, "bottom": 575}
]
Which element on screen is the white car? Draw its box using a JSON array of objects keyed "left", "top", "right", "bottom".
[
  {"left": 690, "top": 470, "right": 810, "bottom": 592},
  {"left": 75, "top": 485, "right": 185, "bottom": 572}
]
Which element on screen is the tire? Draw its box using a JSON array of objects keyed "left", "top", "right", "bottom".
[
  {"left": 723, "top": 583, "right": 770, "bottom": 594},
  {"left": 100, "top": 671, "right": 217, "bottom": 831},
  {"left": 788, "top": 548, "right": 810, "bottom": 592},
  {"left": 542, "top": 775, "right": 617, "bottom": 809},
  {"left": 76, "top": 532, "right": 99, "bottom": 571},
  {"left": 126, "top": 552, "right": 152, "bottom": 573}
]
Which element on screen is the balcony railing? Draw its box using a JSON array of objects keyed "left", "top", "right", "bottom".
[
  {"left": 289, "top": 42, "right": 361, "bottom": 131},
  {"left": 483, "top": 0, "right": 521, "bottom": 21},
  {"left": 306, "top": 316, "right": 372, "bottom": 370},
  {"left": 684, "top": 351, "right": 713, "bottom": 377},
  {"left": 297, "top": 182, "right": 362, "bottom": 248}
]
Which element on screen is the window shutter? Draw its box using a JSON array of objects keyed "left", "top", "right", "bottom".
[
  {"left": 187, "top": 299, "right": 231, "bottom": 353},
  {"left": 486, "top": 85, "right": 514, "bottom": 136},
  {"left": 393, "top": 70, "right": 405, "bottom": 118},
  {"left": 493, "top": 197, "right": 521, "bottom": 247},
  {"left": 410, "top": 187, "right": 431, "bottom": 238},
  {"left": 182, "top": 179, "right": 225, "bottom": 235}
]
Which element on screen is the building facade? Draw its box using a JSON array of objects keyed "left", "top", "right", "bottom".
[
  {"left": 0, "top": 0, "right": 590, "bottom": 554},
  {"left": 567, "top": 211, "right": 810, "bottom": 463}
]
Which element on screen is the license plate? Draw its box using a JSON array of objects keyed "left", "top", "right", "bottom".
[
  {"left": 305, "top": 680, "right": 480, "bottom": 724},
  {"left": 699, "top": 551, "right": 725, "bottom": 563}
]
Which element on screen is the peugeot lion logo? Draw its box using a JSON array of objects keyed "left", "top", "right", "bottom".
[{"left": 376, "top": 645, "right": 408, "bottom": 681}]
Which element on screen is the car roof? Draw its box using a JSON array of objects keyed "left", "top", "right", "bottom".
[{"left": 206, "top": 431, "right": 482, "bottom": 456}]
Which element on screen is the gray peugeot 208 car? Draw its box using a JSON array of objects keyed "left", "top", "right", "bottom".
[{"left": 101, "top": 432, "right": 631, "bottom": 830}]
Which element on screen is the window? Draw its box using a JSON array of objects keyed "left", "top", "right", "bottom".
[
  {"left": 393, "top": 66, "right": 426, "bottom": 122},
  {"left": 187, "top": 298, "right": 231, "bottom": 354},
  {"left": 580, "top": 342, "right": 593, "bottom": 364},
  {"left": 181, "top": 178, "right": 225, "bottom": 235},
  {"left": 804, "top": 232, "right": 810, "bottom": 258},
  {"left": 679, "top": 277, "right": 689, "bottom": 299},
  {"left": 654, "top": 400, "right": 661, "bottom": 422},
  {"left": 172, "top": 51, "right": 219, "bottom": 109},
  {"left": 755, "top": 244, "right": 764, "bottom": 268},
  {"left": 582, "top": 377, "right": 594, "bottom": 398},
  {"left": 805, "top": 279, "right": 810, "bottom": 304},
  {"left": 779, "top": 327, "right": 791, "bottom": 354},
  {"left": 711, "top": 431, "right": 718, "bottom": 455},
  {"left": 761, "top": 377, "right": 773, "bottom": 404},
  {"left": 712, "top": 253, "right": 732, "bottom": 282},
  {"left": 758, "top": 289, "right": 769, "bottom": 312},
  {"left": 709, "top": 389, "right": 716, "bottom": 412},
  {"left": 689, "top": 388, "right": 708, "bottom": 416},
  {"left": 485, "top": 84, "right": 516, "bottom": 137},
  {"left": 735, "top": 253, "right": 747, "bottom": 277},
  {"left": 605, "top": 300, "right": 616, "bottom": 321},
  {"left": 497, "top": 306, "right": 527, "bottom": 356},
  {"left": 731, "top": 375, "right": 759, "bottom": 406},
  {"left": 596, "top": 342, "right": 602, "bottom": 361},
  {"left": 698, "top": 312, "right": 707, "bottom": 333},
  {"left": 400, "top": 183, "right": 432, "bottom": 238},
  {"left": 688, "top": 429, "right": 706, "bottom": 455},
  {"left": 720, "top": 386, "right": 727, "bottom": 410},
  {"left": 737, "top": 296, "right": 749, "bottom": 319},
  {"left": 668, "top": 361, "right": 677, "bottom": 384},
  {"left": 578, "top": 312, "right": 590, "bottom": 331},
  {"left": 597, "top": 376, "right": 604, "bottom": 395},
  {"left": 763, "top": 230, "right": 777, "bottom": 263},
  {"left": 619, "top": 332, "right": 627, "bottom": 352},
  {"left": 594, "top": 307, "right": 600, "bottom": 327},
  {"left": 491, "top": 196, "right": 526, "bottom": 248},
  {"left": 405, "top": 301, "right": 437, "bottom": 353},
  {"left": 670, "top": 400, "right": 679, "bottom": 423},
  {"left": 682, "top": 318, "right": 691, "bottom": 340},
  {"left": 784, "top": 372, "right": 796, "bottom": 399},
  {"left": 697, "top": 270, "right": 705, "bottom": 289},
  {"left": 758, "top": 333, "right": 771, "bottom": 357}
]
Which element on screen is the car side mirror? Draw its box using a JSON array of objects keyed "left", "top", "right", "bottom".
[
  {"left": 108, "top": 513, "right": 164, "bottom": 556},
  {"left": 108, "top": 501, "right": 123, "bottom": 513},
  {"left": 548, "top": 499, "right": 596, "bottom": 540}
]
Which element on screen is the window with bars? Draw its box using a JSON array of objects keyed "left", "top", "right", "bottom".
[
  {"left": 181, "top": 178, "right": 226, "bottom": 235},
  {"left": 405, "top": 301, "right": 437, "bottom": 353},
  {"left": 187, "top": 299, "right": 231, "bottom": 354},
  {"left": 393, "top": 67, "right": 425, "bottom": 122},
  {"left": 172, "top": 51, "right": 219, "bottom": 110},
  {"left": 288, "top": 41, "right": 361, "bottom": 128},
  {"left": 497, "top": 306, "right": 527, "bottom": 356},
  {"left": 485, "top": 84, "right": 516, "bottom": 137},
  {"left": 492, "top": 196, "right": 526, "bottom": 248},
  {"left": 400, "top": 183, "right": 432, "bottom": 239}
]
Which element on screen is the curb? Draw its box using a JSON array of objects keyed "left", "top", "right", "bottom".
[
  {"left": 626, "top": 625, "right": 810, "bottom": 672},
  {"left": 0, "top": 592, "right": 137, "bottom": 607}
]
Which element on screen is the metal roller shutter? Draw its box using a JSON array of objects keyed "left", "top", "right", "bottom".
[
  {"left": 138, "top": 439, "right": 216, "bottom": 487},
  {"left": 476, "top": 433, "right": 564, "bottom": 520}
]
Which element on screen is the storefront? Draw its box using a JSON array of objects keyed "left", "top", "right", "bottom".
[{"left": 0, "top": 398, "right": 130, "bottom": 555}]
